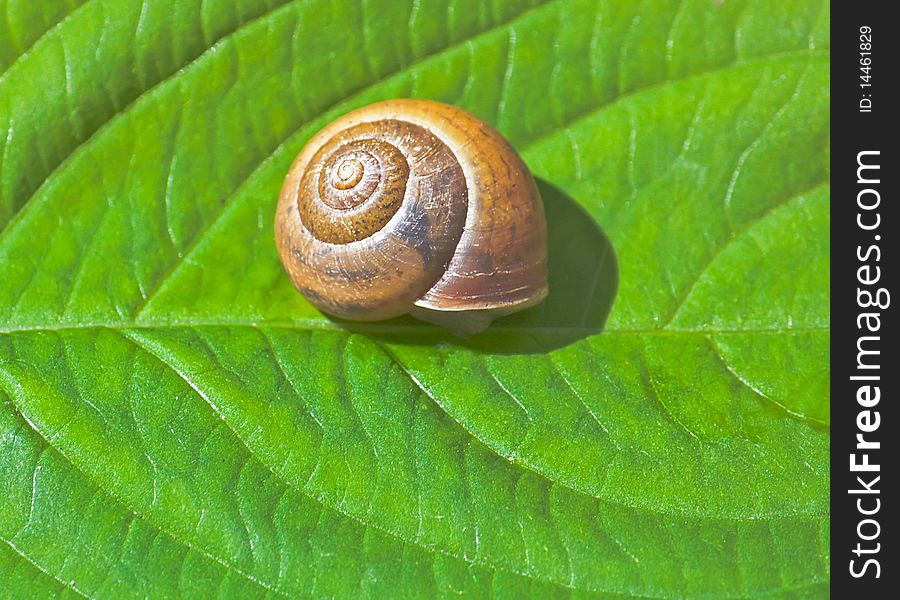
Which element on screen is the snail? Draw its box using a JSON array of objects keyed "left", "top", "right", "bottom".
[{"left": 275, "top": 99, "right": 548, "bottom": 335}]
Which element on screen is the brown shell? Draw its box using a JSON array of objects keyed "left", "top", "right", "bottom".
[{"left": 275, "top": 99, "right": 548, "bottom": 330}]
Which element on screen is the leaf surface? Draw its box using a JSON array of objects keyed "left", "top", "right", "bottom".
[{"left": 0, "top": 0, "right": 830, "bottom": 597}]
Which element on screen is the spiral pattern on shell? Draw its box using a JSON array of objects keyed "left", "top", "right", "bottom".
[{"left": 276, "top": 99, "right": 548, "bottom": 324}]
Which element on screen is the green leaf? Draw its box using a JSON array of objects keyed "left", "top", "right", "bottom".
[{"left": 0, "top": 0, "right": 829, "bottom": 597}]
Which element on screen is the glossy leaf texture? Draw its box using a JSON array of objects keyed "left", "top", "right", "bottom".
[{"left": 0, "top": 0, "right": 829, "bottom": 598}]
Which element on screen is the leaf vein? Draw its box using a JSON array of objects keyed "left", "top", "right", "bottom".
[
  {"left": 0, "top": 536, "right": 90, "bottom": 599},
  {"left": 707, "top": 335, "right": 827, "bottom": 428},
  {"left": 663, "top": 179, "right": 827, "bottom": 328},
  {"left": 0, "top": 0, "right": 91, "bottom": 84},
  {"left": 0, "top": 368, "right": 287, "bottom": 597}
]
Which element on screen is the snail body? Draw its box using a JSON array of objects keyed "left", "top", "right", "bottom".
[{"left": 275, "top": 99, "right": 548, "bottom": 334}]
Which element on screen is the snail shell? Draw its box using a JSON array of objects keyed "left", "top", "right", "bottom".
[{"left": 275, "top": 99, "right": 548, "bottom": 334}]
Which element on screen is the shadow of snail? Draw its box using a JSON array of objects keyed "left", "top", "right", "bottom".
[{"left": 342, "top": 179, "right": 618, "bottom": 355}]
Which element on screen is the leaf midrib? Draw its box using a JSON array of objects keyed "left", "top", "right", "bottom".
[
  {"left": 0, "top": 172, "right": 829, "bottom": 337},
  {"left": 0, "top": 321, "right": 829, "bottom": 335}
]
